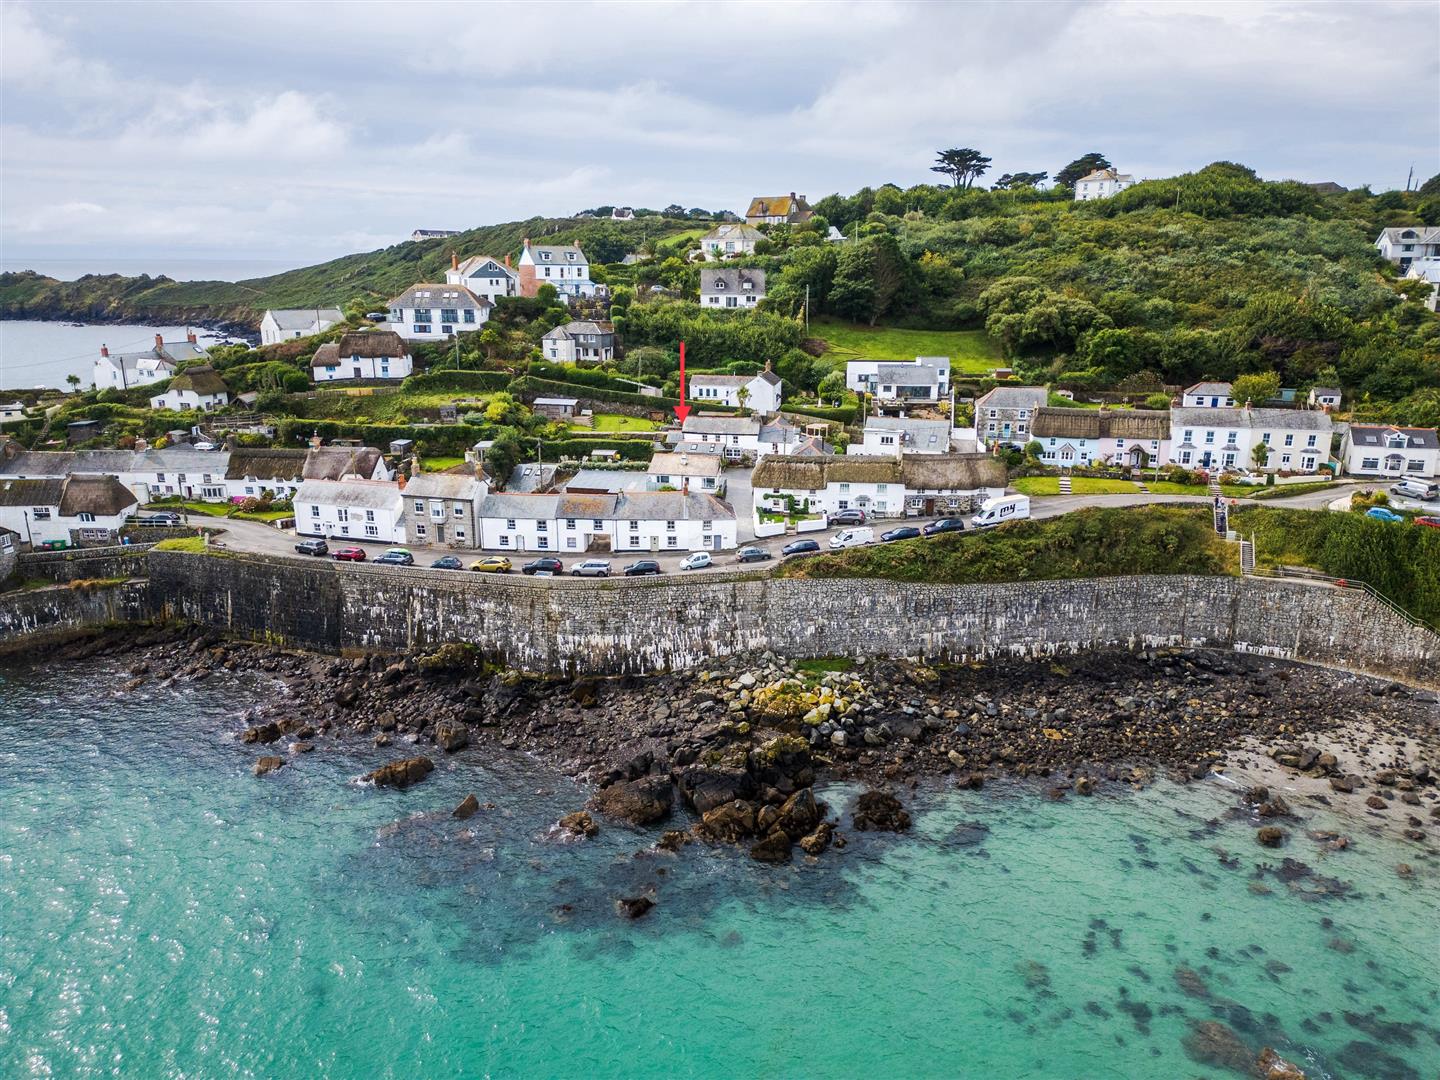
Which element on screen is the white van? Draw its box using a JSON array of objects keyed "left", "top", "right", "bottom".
[
  {"left": 828, "top": 527, "right": 874, "bottom": 549},
  {"left": 1391, "top": 479, "right": 1439, "bottom": 502},
  {"left": 971, "top": 494, "right": 1031, "bottom": 529}
]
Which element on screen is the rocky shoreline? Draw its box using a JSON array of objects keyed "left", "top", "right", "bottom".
[{"left": 29, "top": 625, "right": 1439, "bottom": 872}]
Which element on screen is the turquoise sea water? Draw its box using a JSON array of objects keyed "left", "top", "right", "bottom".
[{"left": 2, "top": 658, "right": 1438, "bottom": 1079}]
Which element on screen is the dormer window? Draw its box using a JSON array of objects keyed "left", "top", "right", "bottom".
[
  {"left": 567, "top": 252, "right": 576, "bottom": 262},
  {"left": 541, "top": 252, "right": 550, "bottom": 261},
  {"left": 715, "top": 279, "right": 726, "bottom": 289}
]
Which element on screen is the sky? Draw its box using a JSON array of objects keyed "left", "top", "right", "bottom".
[{"left": 2, "top": 0, "right": 1437, "bottom": 276}]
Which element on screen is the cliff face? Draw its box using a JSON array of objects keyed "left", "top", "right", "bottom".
[{"left": 0, "top": 271, "right": 263, "bottom": 329}]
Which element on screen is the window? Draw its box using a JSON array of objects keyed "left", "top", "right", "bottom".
[
  {"left": 414, "top": 309, "right": 432, "bottom": 323},
  {"left": 415, "top": 523, "right": 426, "bottom": 537},
  {"left": 499, "top": 535, "right": 510, "bottom": 547},
  {"left": 567, "top": 537, "right": 577, "bottom": 549},
  {"left": 365, "top": 525, "right": 378, "bottom": 537},
  {"left": 665, "top": 520, "right": 676, "bottom": 531},
  {"left": 565, "top": 518, "right": 576, "bottom": 529},
  {"left": 337, "top": 508, "right": 349, "bottom": 523},
  {"left": 1284, "top": 434, "right": 1294, "bottom": 446},
  {"left": 1261, "top": 433, "right": 1271, "bottom": 444},
  {"left": 535, "top": 521, "right": 548, "bottom": 533},
  {"left": 365, "top": 510, "right": 375, "bottom": 523},
  {"left": 432, "top": 504, "right": 444, "bottom": 518},
  {"left": 413, "top": 324, "right": 431, "bottom": 333},
  {"left": 441, "top": 309, "right": 458, "bottom": 324},
  {"left": 1204, "top": 431, "right": 1215, "bottom": 444},
  {"left": 463, "top": 310, "right": 475, "bottom": 324},
  {"left": 78, "top": 512, "right": 95, "bottom": 523},
  {"left": 1361, "top": 457, "right": 1380, "bottom": 469},
  {"left": 1182, "top": 429, "right": 1194, "bottom": 443},
  {"left": 1306, "top": 435, "right": 1317, "bottom": 448},
  {"left": 456, "top": 529, "right": 465, "bottom": 540},
  {"left": 414, "top": 500, "right": 425, "bottom": 513},
  {"left": 311, "top": 505, "right": 320, "bottom": 517},
  {"left": 1408, "top": 459, "right": 1425, "bottom": 472},
  {"left": 537, "top": 538, "right": 548, "bottom": 549},
  {"left": 629, "top": 520, "right": 639, "bottom": 531},
  {"left": 506, "top": 519, "right": 516, "bottom": 529},
  {"left": 1281, "top": 454, "right": 1292, "bottom": 465},
  {"left": 453, "top": 505, "right": 463, "bottom": 518},
  {"left": 667, "top": 536, "right": 678, "bottom": 548}
]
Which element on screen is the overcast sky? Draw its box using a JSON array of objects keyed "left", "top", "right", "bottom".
[{"left": 2, "top": 0, "right": 1437, "bottom": 274}]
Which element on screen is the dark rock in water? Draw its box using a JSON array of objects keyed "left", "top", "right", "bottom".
[
  {"left": 1255, "top": 1046, "right": 1307, "bottom": 1079},
  {"left": 1075, "top": 775, "right": 1095, "bottom": 796},
  {"left": 433, "top": 721, "right": 469, "bottom": 753},
  {"left": 364, "top": 756, "right": 435, "bottom": 789},
  {"left": 1329, "top": 775, "right": 1356, "bottom": 793},
  {"left": 1116, "top": 997, "right": 1153, "bottom": 1034},
  {"left": 677, "top": 765, "right": 756, "bottom": 815},
  {"left": 1335, "top": 1040, "right": 1420, "bottom": 1080},
  {"left": 749, "top": 829, "right": 793, "bottom": 863},
  {"left": 1256, "top": 826, "right": 1286, "bottom": 848},
  {"left": 1343, "top": 1009, "right": 1418, "bottom": 1046},
  {"left": 452, "top": 794, "right": 480, "bottom": 819},
  {"left": 590, "top": 776, "right": 673, "bottom": 826},
  {"left": 616, "top": 896, "right": 654, "bottom": 919},
  {"left": 1182, "top": 1020, "right": 1254, "bottom": 1073},
  {"left": 253, "top": 755, "right": 285, "bottom": 777},
  {"left": 656, "top": 830, "right": 690, "bottom": 852},
  {"left": 558, "top": 811, "right": 599, "bottom": 838},
  {"left": 1365, "top": 795, "right": 1388, "bottom": 811},
  {"left": 1173, "top": 966, "right": 1210, "bottom": 999},
  {"left": 695, "top": 800, "right": 757, "bottom": 843},
  {"left": 242, "top": 722, "right": 282, "bottom": 744},
  {"left": 774, "top": 788, "right": 821, "bottom": 841},
  {"left": 798, "top": 821, "right": 834, "bottom": 855},
  {"left": 852, "top": 790, "right": 911, "bottom": 832}
]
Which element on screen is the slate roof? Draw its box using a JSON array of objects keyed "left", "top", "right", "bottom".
[
  {"left": 700, "top": 268, "right": 766, "bottom": 294},
  {"left": 295, "top": 479, "right": 402, "bottom": 510},
  {"left": 753, "top": 453, "right": 1005, "bottom": 491},
  {"left": 0, "top": 476, "right": 136, "bottom": 516},
  {"left": 560, "top": 469, "right": 642, "bottom": 494},
  {"left": 1347, "top": 425, "right": 1439, "bottom": 449},
  {"left": 543, "top": 320, "right": 614, "bottom": 340},
  {"left": 265, "top": 308, "right": 344, "bottom": 331},
  {"left": 864, "top": 416, "right": 952, "bottom": 450},
  {"left": 1078, "top": 168, "right": 1135, "bottom": 183},
  {"left": 700, "top": 223, "right": 764, "bottom": 244},
  {"left": 1184, "top": 381, "right": 1233, "bottom": 397},
  {"left": 524, "top": 242, "right": 588, "bottom": 263},
  {"left": 1310, "top": 386, "right": 1342, "bottom": 398},
  {"left": 455, "top": 256, "right": 513, "bottom": 278},
  {"left": 975, "top": 386, "right": 1048, "bottom": 411},
  {"left": 557, "top": 493, "right": 620, "bottom": 519},
  {"left": 1378, "top": 226, "right": 1440, "bottom": 245},
  {"left": 401, "top": 473, "right": 484, "bottom": 500},
  {"left": 648, "top": 452, "right": 723, "bottom": 478},
  {"left": 0, "top": 477, "right": 64, "bottom": 506},
  {"left": 479, "top": 493, "right": 560, "bottom": 520},
  {"left": 386, "top": 284, "right": 491, "bottom": 310},
  {"left": 1032, "top": 408, "right": 1170, "bottom": 441},
  {"left": 609, "top": 492, "right": 735, "bottom": 522},
  {"left": 681, "top": 415, "right": 762, "bottom": 436},
  {"left": 0, "top": 447, "right": 223, "bottom": 478},
  {"left": 1169, "top": 407, "right": 1332, "bottom": 431}
]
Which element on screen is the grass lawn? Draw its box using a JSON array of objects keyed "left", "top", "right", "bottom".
[
  {"left": 153, "top": 536, "right": 208, "bottom": 552},
  {"left": 1012, "top": 477, "right": 1139, "bottom": 495},
  {"left": 1047, "top": 392, "right": 1102, "bottom": 409},
  {"left": 811, "top": 317, "right": 1002, "bottom": 374},
  {"left": 1144, "top": 481, "right": 1255, "bottom": 498},
  {"left": 575, "top": 414, "right": 663, "bottom": 433},
  {"left": 230, "top": 509, "right": 293, "bottom": 522},
  {"left": 420, "top": 455, "right": 466, "bottom": 472},
  {"left": 145, "top": 501, "right": 228, "bottom": 516}
]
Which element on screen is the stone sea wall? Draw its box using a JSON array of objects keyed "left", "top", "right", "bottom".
[
  {"left": 0, "top": 579, "right": 151, "bottom": 653},
  {"left": 17, "top": 545, "right": 154, "bottom": 583},
  {"left": 134, "top": 551, "right": 1440, "bottom": 687}
]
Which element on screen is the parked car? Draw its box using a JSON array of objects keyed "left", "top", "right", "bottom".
[
  {"left": 1391, "top": 479, "right": 1440, "bottom": 501},
  {"left": 332, "top": 546, "right": 366, "bottom": 562},
  {"left": 881, "top": 526, "right": 922, "bottom": 542},
  {"left": 1365, "top": 507, "right": 1404, "bottom": 523},
  {"left": 736, "top": 546, "right": 772, "bottom": 563},
  {"left": 364, "top": 311, "right": 387, "bottom": 321},
  {"left": 571, "top": 559, "right": 612, "bottom": 577},
  {"left": 192, "top": 441, "right": 220, "bottom": 451},
  {"left": 1234, "top": 472, "right": 1266, "bottom": 486},
  {"left": 781, "top": 539, "right": 820, "bottom": 556},
  {"left": 1414, "top": 516, "right": 1440, "bottom": 529},
  {"left": 829, "top": 509, "right": 867, "bottom": 526},
  {"left": 828, "top": 527, "right": 874, "bottom": 549},
  {"left": 374, "top": 549, "right": 415, "bottom": 566},
  {"left": 430, "top": 555, "right": 465, "bottom": 570},
  {"left": 294, "top": 538, "right": 329, "bottom": 556},
  {"left": 137, "top": 511, "right": 183, "bottom": 527},
  {"left": 679, "top": 552, "right": 712, "bottom": 571},
  {"left": 521, "top": 557, "right": 564, "bottom": 575},
  {"left": 922, "top": 517, "right": 965, "bottom": 537},
  {"left": 623, "top": 559, "right": 662, "bottom": 576},
  {"left": 972, "top": 494, "right": 1031, "bottom": 529},
  {"left": 472, "top": 556, "right": 512, "bottom": 573}
]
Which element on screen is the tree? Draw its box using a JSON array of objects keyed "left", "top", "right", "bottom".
[
  {"left": 1419, "top": 172, "right": 1440, "bottom": 196},
  {"left": 1252, "top": 441, "right": 1271, "bottom": 470},
  {"left": 1232, "top": 371, "right": 1281, "bottom": 406},
  {"left": 817, "top": 370, "right": 848, "bottom": 400},
  {"left": 65, "top": 374, "right": 81, "bottom": 393},
  {"left": 930, "top": 148, "right": 992, "bottom": 190},
  {"left": 736, "top": 385, "right": 750, "bottom": 414},
  {"left": 1056, "top": 152, "right": 1112, "bottom": 188},
  {"left": 992, "top": 172, "right": 1048, "bottom": 190}
]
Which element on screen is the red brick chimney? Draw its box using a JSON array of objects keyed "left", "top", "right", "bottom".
[
  {"left": 451, "top": 251, "right": 459, "bottom": 271},
  {"left": 504, "top": 254, "right": 511, "bottom": 268},
  {"left": 154, "top": 333, "right": 164, "bottom": 350},
  {"left": 187, "top": 329, "right": 197, "bottom": 344},
  {"left": 100, "top": 344, "right": 109, "bottom": 357}
]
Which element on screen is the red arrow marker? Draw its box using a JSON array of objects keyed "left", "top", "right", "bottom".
[{"left": 674, "top": 340, "right": 691, "bottom": 424}]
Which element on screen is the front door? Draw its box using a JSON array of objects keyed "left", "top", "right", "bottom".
[{"left": 434, "top": 524, "right": 445, "bottom": 544}]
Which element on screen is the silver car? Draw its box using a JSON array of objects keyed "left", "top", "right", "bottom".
[{"left": 571, "top": 559, "right": 612, "bottom": 577}]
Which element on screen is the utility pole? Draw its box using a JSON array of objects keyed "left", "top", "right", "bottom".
[{"left": 804, "top": 284, "right": 810, "bottom": 333}]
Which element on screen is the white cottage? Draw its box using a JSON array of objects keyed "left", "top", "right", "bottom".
[
  {"left": 92, "top": 332, "right": 208, "bottom": 391},
  {"left": 751, "top": 453, "right": 1007, "bottom": 520},
  {"left": 688, "top": 364, "right": 783, "bottom": 413},
  {"left": 1182, "top": 381, "right": 1234, "bottom": 408},
  {"left": 1073, "top": 168, "right": 1135, "bottom": 200},
  {"left": 311, "top": 331, "right": 413, "bottom": 382},
  {"left": 1031, "top": 407, "right": 1172, "bottom": 469},
  {"left": 445, "top": 253, "right": 516, "bottom": 303},
  {"left": 846, "top": 357, "right": 951, "bottom": 406},
  {"left": 294, "top": 479, "right": 406, "bottom": 544},
  {"left": 1169, "top": 406, "right": 1331, "bottom": 473},
  {"left": 0, "top": 474, "right": 139, "bottom": 548},
  {"left": 148, "top": 365, "right": 231, "bottom": 412},
  {"left": 517, "top": 239, "right": 594, "bottom": 301},
  {"left": 698, "top": 223, "right": 764, "bottom": 259},
  {"left": 386, "top": 284, "right": 491, "bottom": 340},
  {"left": 1341, "top": 425, "right": 1439, "bottom": 480},
  {"left": 259, "top": 308, "right": 344, "bottom": 346},
  {"left": 606, "top": 492, "right": 737, "bottom": 553},
  {"left": 700, "top": 267, "right": 766, "bottom": 310}
]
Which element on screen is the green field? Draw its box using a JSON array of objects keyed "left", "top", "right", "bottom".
[
  {"left": 1011, "top": 477, "right": 1137, "bottom": 495},
  {"left": 419, "top": 455, "right": 466, "bottom": 472},
  {"left": 811, "top": 318, "right": 1002, "bottom": 373},
  {"left": 573, "top": 414, "right": 663, "bottom": 433}
]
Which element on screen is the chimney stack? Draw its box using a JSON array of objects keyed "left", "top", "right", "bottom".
[
  {"left": 186, "top": 329, "right": 197, "bottom": 344},
  {"left": 504, "top": 254, "right": 511, "bottom": 268},
  {"left": 451, "top": 251, "right": 459, "bottom": 271},
  {"left": 154, "top": 333, "right": 165, "bottom": 350},
  {"left": 100, "top": 344, "right": 109, "bottom": 357}
]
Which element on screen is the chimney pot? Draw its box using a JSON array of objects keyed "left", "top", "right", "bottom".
[
  {"left": 451, "top": 251, "right": 459, "bottom": 271},
  {"left": 101, "top": 344, "right": 109, "bottom": 357},
  {"left": 187, "top": 330, "right": 197, "bottom": 344},
  {"left": 155, "top": 333, "right": 164, "bottom": 350}
]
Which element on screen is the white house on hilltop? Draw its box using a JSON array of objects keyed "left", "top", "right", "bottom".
[
  {"left": 93, "top": 332, "right": 208, "bottom": 391},
  {"left": 294, "top": 479, "right": 406, "bottom": 544},
  {"left": 312, "top": 331, "right": 413, "bottom": 382},
  {"left": 699, "top": 223, "right": 764, "bottom": 259},
  {"left": 1073, "top": 168, "right": 1135, "bottom": 200},
  {"left": 517, "top": 239, "right": 594, "bottom": 301},
  {"left": 542, "top": 321, "right": 616, "bottom": 364},
  {"left": 1340, "top": 425, "right": 1439, "bottom": 480},
  {"left": 445, "top": 253, "right": 516, "bottom": 303},
  {"left": 973, "top": 385, "right": 1048, "bottom": 447},
  {"left": 1182, "top": 381, "right": 1235, "bottom": 408},
  {"left": 386, "top": 284, "right": 491, "bottom": 340},
  {"left": 1375, "top": 226, "right": 1440, "bottom": 272},
  {"left": 700, "top": 267, "right": 766, "bottom": 309},
  {"left": 259, "top": 308, "right": 344, "bottom": 346},
  {"left": 845, "top": 357, "right": 951, "bottom": 406}
]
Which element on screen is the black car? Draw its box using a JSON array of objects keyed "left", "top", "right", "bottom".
[
  {"left": 138, "top": 511, "right": 183, "bottom": 527},
  {"left": 623, "top": 559, "right": 662, "bottom": 576},
  {"left": 374, "top": 550, "right": 415, "bottom": 566},
  {"left": 430, "top": 555, "right": 465, "bottom": 570},
  {"left": 922, "top": 517, "right": 966, "bottom": 537},
  {"left": 829, "top": 509, "right": 867, "bottom": 526},
  {"left": 294, "top": 538, "right": 329, "bottom": 556},
  {"left": 522, "top": 557, "right": 564, "bottom": 575},
  {"left": 781, "top": 539, "right": 820, "bottom": 556},
  {"left": 881, "top": 526, "right": 922, "bottom": 542},
  {"left": 736, "top": 546, "right": 773, "bottom": 563}
]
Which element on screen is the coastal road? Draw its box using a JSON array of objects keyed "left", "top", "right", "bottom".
[{"left": 196, "top": 482, "right": 1366, "bottom": 579}]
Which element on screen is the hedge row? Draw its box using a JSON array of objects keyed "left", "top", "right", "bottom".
[
  {"left": 539, "top": 438, "right": 656, "bottom": 462},
  {"left": 401, "top": 370, "right": 512, "bottom": 394}
]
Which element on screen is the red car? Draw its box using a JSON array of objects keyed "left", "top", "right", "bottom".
[
  {"left": 1415, "top": 516, "right": 1440, "bottom": 529},
  {"left": 331, "top": 546, "right": 367, "bottom": 561}
]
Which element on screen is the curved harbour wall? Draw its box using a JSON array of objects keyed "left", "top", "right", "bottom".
[{"left": 2, "top": 550, "right": 1437, "bottom": 688}]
